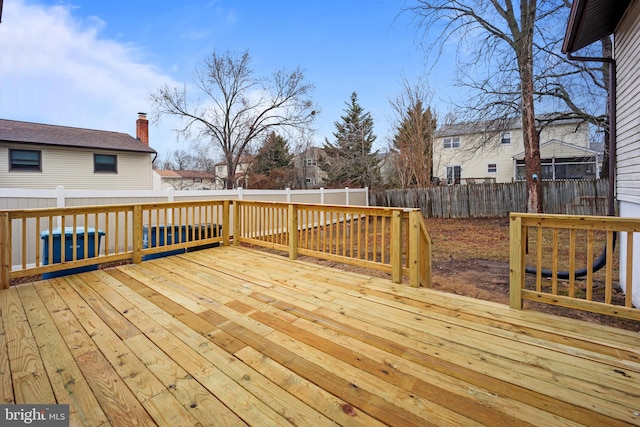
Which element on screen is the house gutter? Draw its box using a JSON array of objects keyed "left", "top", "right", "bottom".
[{"left": 566, "top": 52, "right": 616, "bottom": 217}]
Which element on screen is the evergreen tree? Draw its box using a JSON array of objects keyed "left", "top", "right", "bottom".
[
  {"left": 321, "top": 92, "right": 380, "bottom": 188},
  {"left": 248, "top": 131, "right": 294, "bottom": 189}
]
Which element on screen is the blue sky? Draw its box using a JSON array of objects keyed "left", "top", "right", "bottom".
[{"left": 0, "top": 0, "right": 459, "bottom": 162}]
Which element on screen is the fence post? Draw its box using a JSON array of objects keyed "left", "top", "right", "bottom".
[
  {"left": 365, "top": 187, "right": 369, "bottom": 206},
  {"left": 509, "top": 214, "right": 523, "bottom": 309},
  {"left": 320, "top": 187, "right": 325, "bottom": 205},
  {"left": 391, "top": 210, "right": 402, "bottom": 284},
  {"left": 237, "top": 187, "right": 244, "bottom": 200},
  {"left": 286, "top": 188, "right": 291, "bottom": 203},
  {"left": 56, "top": 185, "right": 65, "bottom": 228},
  {"left": 288, "top": 204, "right": 298, "bottom": 260},
  {"left": 345, "top": 187, "right": 350, "bottom": 206},
  {"left": 0, "top": 212, "right": 10, "bottom": 289},
  {"left": 132, "top": 205, "right": 143, "bottom": 264}
]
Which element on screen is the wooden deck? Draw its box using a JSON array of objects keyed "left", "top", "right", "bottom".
[{"left": 1, "top": 246, "right": 639, "bottom": 426}]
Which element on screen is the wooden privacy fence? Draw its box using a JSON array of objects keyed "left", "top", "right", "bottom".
[
  {"left": 509, "top": 213, "right": 640, "bottom": 321},
  {"left": 0, "top": 200, "right": 431, "bottom": 288},
  {"left": 372, "top": 179, "right": 609, "bottom": 218}
]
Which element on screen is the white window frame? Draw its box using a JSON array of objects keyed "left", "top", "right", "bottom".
[
  {"left": 488, "top": 163, "right": 497, "bottom": 173},
  {"left": 443, "top": 137, "right": 460, "bottom": 149},
  {"left": 501, "top": 132, "right": 511, "bottom": 144}
]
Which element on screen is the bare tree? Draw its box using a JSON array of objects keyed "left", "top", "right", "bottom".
[
  {"left": 408, "top": 1, "right": 608, "bottom": 212},
  {"left": 389, "top": 78, "right": 437, "bottom": 188},
  {"left": 408, "top": 1, "right": 556, "bottom": 212},
  {"left": 172, "top": 149, "right": 195, "bottom": 170},
  {"left": 151, "top": 50, "right": 317, "bottom": 189}
]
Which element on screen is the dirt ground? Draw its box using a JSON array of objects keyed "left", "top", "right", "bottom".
[{"left": 307, "top": 217, "right": 640, "bottom": 332}]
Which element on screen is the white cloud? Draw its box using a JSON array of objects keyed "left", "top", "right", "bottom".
[{"left": 0, "top": 0, "right": 181, "bottom": 154}]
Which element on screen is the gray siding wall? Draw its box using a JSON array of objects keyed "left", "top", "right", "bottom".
[{"left": 616, "top": 0, "right": 640, "bottom": 204}]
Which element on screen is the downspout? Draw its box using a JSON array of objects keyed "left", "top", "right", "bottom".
[{"left": 526, "top": 52, "right": 616, "bottom": 279}]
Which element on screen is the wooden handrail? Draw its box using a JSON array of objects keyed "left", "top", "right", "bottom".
[
  {"left": 0, "top": 199, "right": 432, "bottom": 289},
  {"left": 509, "top": 213, "right": 640, "bottom": 320}
]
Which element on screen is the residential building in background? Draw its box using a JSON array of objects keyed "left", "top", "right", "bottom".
[
  {"left": 433, "top": 115, "right": 598, "bottom": 184},
  {"left": 293, "top": 147, "right": 326, "bottom": 189},
  {"left": 214, "top": 156, "right": 254, "bottom": 189},
  {"left": 153, "top": 169, "right": 216, "bottom": 190},
  {"left": 0, "top": 113, "right": 156, "bottom": 190}
]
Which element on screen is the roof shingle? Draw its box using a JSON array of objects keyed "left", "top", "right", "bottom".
[{"left": 0, "top": 118, "right": 156, "bottom": 154}]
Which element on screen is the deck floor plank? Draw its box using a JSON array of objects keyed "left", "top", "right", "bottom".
[
  {"left": 1, "top": 246, "right": 638, "bottom": 426},
  {"left": 17, "top": 282, "right": 109, "bottom": 427},
  {"left": 1, "top": 286, "right": 55, "bottom": 404},
  {"left": 181, "top": 249, "right": 640, "bottom": 424}
]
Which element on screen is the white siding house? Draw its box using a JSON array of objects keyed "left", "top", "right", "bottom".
[
  {"left": 433, "top": 117, "right": 595, "bottom": 184},
  {"left": 563, "top": 0, "right": 638, "bottom": 306},
  {"left": 0, "top": 114, "right": 156, "bottom": 190}
]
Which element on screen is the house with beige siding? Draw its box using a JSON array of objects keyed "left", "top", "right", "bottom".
[
  {"left": 0, "top": 114, "right": 156, "bottom": 190},
  {"left": 563, "top": 0, "right": 638, "bottom": 306},
  {"left": 433, "top": 116, "right": 596, "bottom": 184}
]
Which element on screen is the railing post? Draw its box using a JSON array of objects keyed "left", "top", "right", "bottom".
[
  {"left": 391, "top": 210, "right": 402, "bottom": 284},
  {"left": 288, "top": 204, "right": 298, "bottom": 260},
  {"left": 509, "top": 214, "right": 523, "bottom": 309},
  {"left": 132, "top": 205, "right": 143, "bottom": 264},
  {"left": 0, "top": 212, "right": 11, "bottom": 289},
  {"left": 409, "top": 211, "right": 420, "bottom": 288},
  {"left": 233, "top": 201, "right": 241, "bottom": 246},
  {"left": 222, "top": 200, "right": 231, "bottom": 246}
]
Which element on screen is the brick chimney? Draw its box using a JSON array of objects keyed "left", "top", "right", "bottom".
[{"left": 136, "top": 112, "right": 149, "bottom": 145}]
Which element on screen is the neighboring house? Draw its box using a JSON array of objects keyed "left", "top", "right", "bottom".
[
  {"left": 153, "top": 169, "right": 216, "bottom": 191},
  {"left": 293, "top": 147, "right": 327, "bottom": 189},
  {"left": 563, "top": 0, "right": 638, "bottom": 306},
  {"left": 433, "top": 116, "right": 596, "bottom": 184},
  {"left": 214, "top": 156, "right": 254, "bottom": 189},
  {"left": 0, "top": 113, "right": 156, "bottom": 190}
]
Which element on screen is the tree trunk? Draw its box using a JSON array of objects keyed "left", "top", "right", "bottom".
[{"left": 520, "top": 1, "right": 543, "bottom": 213}]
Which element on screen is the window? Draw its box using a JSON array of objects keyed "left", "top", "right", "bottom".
[
  {"left": 306, "top": 158, "right": 316, "bottom": 166},
  {"left": 443, "top": 137, "right": 460, "bottom": 149},
  {"left": 446, "top": 166, "right": 461, "bottom": 184},
  {"left": 305, "top": 178, "right": 313, "bottom": 184},
  {"left": 501, "top": 132, "right": 511, "bottom": 144},
  {"left": 10, "top": 149, "right": 41, "bottom": 171},
  {"left": 94, "top": 154, "right": 117, "bottom": 173},
  {"left": 488, "top": 163, "right": 497, "bottom": 173}
]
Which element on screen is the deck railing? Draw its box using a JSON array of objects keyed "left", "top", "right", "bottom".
[
  {"left": 0, "top": 200, "right": 431, "bottom": 288},
  {"left": 233, "top": 201, "right": 432, "bottom": 287},
  {"left": 509, "top": 213, "right": 640, "bottom": 321}
]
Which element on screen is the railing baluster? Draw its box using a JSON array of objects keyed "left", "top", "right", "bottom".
[
  {"left": 605, "top": 231, "right": 614, "bottom": 304},
  {"left": 586, "top": 230, "right": 594, "bottom": 300}
]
